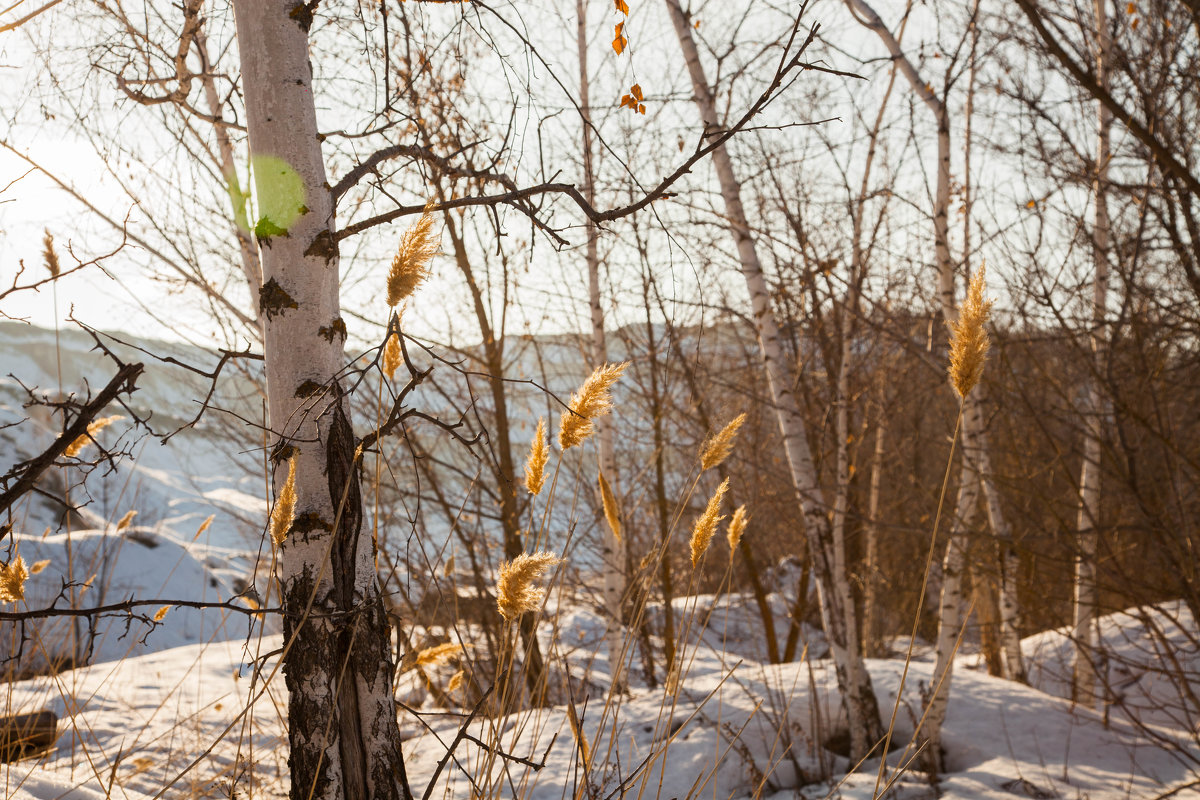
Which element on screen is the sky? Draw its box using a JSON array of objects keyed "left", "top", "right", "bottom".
[{"left": 0, "top": 0, "right": 1094, "bottom": 355}]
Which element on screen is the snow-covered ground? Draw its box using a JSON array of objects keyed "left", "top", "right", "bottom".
[{"left": 0, "top": 598, "right": 1195, "bottom": 800}]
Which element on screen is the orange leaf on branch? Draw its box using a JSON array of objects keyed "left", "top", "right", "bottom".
[{"left": 613, "top": 21, "right": 627, "bottom": 54}]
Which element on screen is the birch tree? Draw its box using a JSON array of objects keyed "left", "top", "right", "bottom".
[
  {"left": 1072, "top": 0, "right": 1111, "bottom": 713},
  {"left": 577, "top": 0, "right": 626, "bottom": 693},
  {"left": 232, "top": 4, "right": 410, "bottom": 798},
  {"left": 843, "top": 0, "right": 1027, "bottom": 684},
  {"left": 663, "top": 0, "right": 883, "bottom": 758}
]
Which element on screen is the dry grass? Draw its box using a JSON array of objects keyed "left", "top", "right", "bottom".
[
  {"left": 690, "top": 477, "right": 729, "bottom": 568},
  {"left": 63, "top": 415, "right": 123, "bottom": 458},
  {"left": 948, "top": 265, "right": 993, "bottom": 399},
  {"left": 523, "top": 417, "right": 549, "bottom": 495},
  {"left": 700, "top": 412, "right": 746, "bottom": 471},
  {"left": 495, "top": 551, "right": 561, "bottom": 622},
  {"left": 268, "top": 455, "right": 296, "bottom": 547},
  {"left": 386, "top": 208, "right": 438, "bottom": 307},
  {"left": 558, "top": 362, "right": 627, "bottom": 450}
]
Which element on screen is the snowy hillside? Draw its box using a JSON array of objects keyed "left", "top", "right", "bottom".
[{"left": 0, "top": 601, "right": 1196, "bottom": 799}]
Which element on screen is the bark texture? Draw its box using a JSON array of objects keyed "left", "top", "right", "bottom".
[{"left": 232, "top": 3, "right": 410, "bottom": 798}]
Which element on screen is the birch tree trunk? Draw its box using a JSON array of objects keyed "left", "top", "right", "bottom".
[
  {"left": 845, "top": 0, "right": 1027, "bottom": 684},
  {"left": 1073, "top": 0, "right": 1111, "bottom": 712},
  {"left": 665, "top": 0, "right": 882, "bottom": 758},
  {"left": 577, "top": 0, "right": 626, "bottom": 693},
  {"left": 232, "top": 4, "right": 410, "bottom": 798},
  {"left": 861, "top": 391, "right": 885, "bottom": 659},
  {"left": 922, "top": 423, "right": 984, "bottom": 773}
]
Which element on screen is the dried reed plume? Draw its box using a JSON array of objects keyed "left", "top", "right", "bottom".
[
  {"left": 195, "top": 515, "right": 214, "bottom": 537},
  {"left": 383, "top": 332, "right": 402, "bottom": 380},
  {"left": 29, "top": 559, "right": 50, "bottom": 575},
  {"left": 42, "top": 229, "right": 60, "bottom": 278},
  {"left": 64, "top": 415, "right": 123, "bottom": 458},
  {"left": 386, "top": 208, "right": 438, "bottom": 307},
  {"left": 567, "top": 708, "right": 591, "bottom": 766},
  {"left": 416, "top": 642, "right": 463, "bottom": 668},
  {"left": 495, "top": 551, "right": 561, "bottom": 622},
  {"left": 116, "top": 509, "right": 137, "bottom": 531},
  {"left": 524, "top": 417, "right": 549, "bottom": 495},
  {"left": 0, "top": 557, "right": 28, "bottom": 603},
  {"left": 447, "top": 670, "right": 464, "bottom": 692},
  {"left": 690, "top": 478, "right": 729, "bottom": 568},
  {"left": 598, "top": 471, "right": 621, "bottom": 543},
  {"left": 558, "top": 362, "right": 627, "bottom": 450},
  {"left": 270, "top": 455, "right": 297, "bottom": 546},
  {"left": 948, "top": 265, "right": 994, "bottom": 399},
  {"left": 700, "top": 412, "right": 746, "bottom": 471},
  {"left": 727, "top": 505, "right": 749, "bottom": 552}
]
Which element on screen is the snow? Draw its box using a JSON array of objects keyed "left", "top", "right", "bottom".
[{"left": 0, "top": 599, "right": 1194, "bottom": 800}]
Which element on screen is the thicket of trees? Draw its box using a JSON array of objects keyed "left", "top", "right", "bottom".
[{"left": 1, "top": 0, "right": 1197, "bottom": 797}]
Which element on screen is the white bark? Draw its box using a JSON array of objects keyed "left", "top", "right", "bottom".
[
  {"left": 1073, "top": 0, "right": 1111, "bottom": 712},
  {"left": 923, "top": 422, "right": 984, "bottom": 772},
  {"left": 861, "top": 396, "right": 885, "bottom": 659},
  {"left": 232, "top": 3, "right": 409, "bottom": 798},
  {"left": 577, "top": 0, "right": 626, "bottom": 694},
  {"left": 664, "top": 0, "right": 882, "bottom": 758}
]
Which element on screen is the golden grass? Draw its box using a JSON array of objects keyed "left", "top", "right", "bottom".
[
  {"left": 726, "top": 504, "right": 748, "bottom": 552},
  {"left": 690, "top": 477, "right": 729, "bottom": 568},
  {"left": 0, "top": 555, "right": 27, "bottom": 602},
  {"left": 269, "top": 455, "right": 297, "bottom": 547},
  {"left": 495, "top": 551, "right": 561, "bottom": 622},
  {"left": 116, "top": 509, "right": 137, "bottom": 531},
  {"left": 63, "top": 414, "right": 123, "bottom": 458},
  {"left": 416, "top": 642, "right": 463, "bottom": 668},
  {"left": 598, "top": 471, "right": 621, "bottom": 543},
  {"left": 523, "top": 417, "right": 549, "bottom": 495},
  {"left": 948, "top": 265, "right": 993, "bottom": 399},
  {"left": 42, "top": 228, "right": 60, "bottom": 278},
  {"left": 386, "top": 208, "right": 438, "bottom": 307},
  {"left": 700, "top": 412, "right": 746, "bottom": 471},
  {"left": 383, "top": 332, "right": 402, "bottom": 380},
  {"left": 558, "top": 363, "right": 627, "bottom": 450}
]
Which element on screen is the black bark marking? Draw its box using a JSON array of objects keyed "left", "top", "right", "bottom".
[
  {"left": 289, "top": 1, "right": 321, "bottom": 32},
  {"left": 259, "top": 278, "right": 298, "bottom": 319},
  {"left": 295, "top": 380, "right": 324, "bottom": 398},
  {"left": 318, "top": 317, "right": 347, "bottom": 343},
  {"left": 271, "top": 442, "right": 297, "bottom": 465},
  {"left": 305, "top": 230, "right": 339, "bottom": 264},
  {"left": 291, "top": 511, "right": 331, "bottom": 541},
  {"left": 281, "top": 565, "right": 334, "bottom": 800},
  {"left": 323, "top": 387, "right": 408, "bottom": 799}
]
